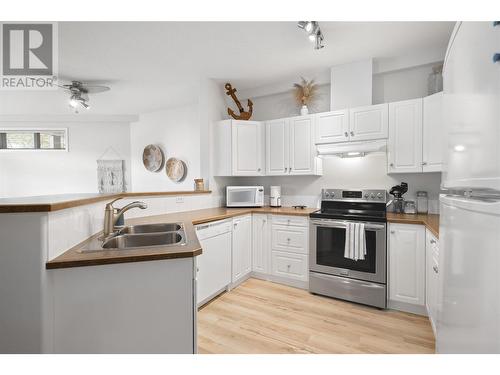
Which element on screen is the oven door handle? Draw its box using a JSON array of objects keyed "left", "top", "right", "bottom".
[{"left": 310, "top": 219, "right": 385, "bottom": 230}]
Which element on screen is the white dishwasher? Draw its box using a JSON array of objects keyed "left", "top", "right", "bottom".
[{"left": 195, "top": 219, "right": 232, "bottom": 306}]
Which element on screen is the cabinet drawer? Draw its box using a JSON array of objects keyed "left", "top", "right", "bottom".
[
  {"left": 271, "top": 215, "right": 308, "bottom": 227},
  {"left": 271, "top": 225, "right": 308, "bottom": 254},
  {"left": 271, "top": 251, "right": 308, "bottom": 282}
]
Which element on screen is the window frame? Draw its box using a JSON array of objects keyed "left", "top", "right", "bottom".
[{"left": 0, "top": 127, "right": 69, "bottom": 152}]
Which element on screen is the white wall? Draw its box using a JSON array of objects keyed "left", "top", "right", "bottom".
[
  {"left": 0, "top": 120, "right": 131, "bottom": 198},
  {"left": 130, "top": 104, "right": 201, "bottom": 192}
]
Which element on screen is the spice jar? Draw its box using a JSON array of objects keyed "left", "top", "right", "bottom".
[{"left": 416, "top": 191, "right": 428, "bottom": 214}]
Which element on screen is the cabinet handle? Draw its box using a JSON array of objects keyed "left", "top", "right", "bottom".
[
  {"left": 350, "top": 131, "right": 355, "bottom": 136},
  {"left": 390, "top": 230, "right": 395, "bottom": 234},
  {"left": 389, "top": 163, "right": 394, "bottom": 167},
  {"left": 430, "top": 239, "right": 437, "bottom": 244},
  {"left": 344, "top": 132, "right": 348, "bottom": 137},
  {"left": 234, "top": 223, "right": 238, "bottom": 227},
  {"left": 287, "top": 238, "right": 291, "bottom": 241},
  {"left": 494, "top": 21, "right": 500, "bottom": 27},
  {"left": 433, "top": 265, "right": 439, "bottom": 274},
  {"left": 422, "top": 161, "right": 427, "bottom": 166},
  {"left": 258, "top": 168, "right": 261, "bottom": 172},
  {"left": 287, "top": 264, "right": 291, "bottom": 269},
  {"left": 494, "top": 54, "right": 500, "bottom": 63}
]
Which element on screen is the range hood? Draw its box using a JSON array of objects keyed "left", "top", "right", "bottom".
[{"left": 317, "top": 139, "right": 387, "bottom": 158}]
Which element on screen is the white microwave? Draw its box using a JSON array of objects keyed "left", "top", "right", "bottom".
[{"left": 226, "top": 186, "right": 264, "bottom": 207}]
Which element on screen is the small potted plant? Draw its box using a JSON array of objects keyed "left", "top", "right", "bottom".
[{"left": 293, "top": 77, "right": 319, "bottom": 115}]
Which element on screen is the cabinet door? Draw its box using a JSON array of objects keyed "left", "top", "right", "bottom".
[
  {"left": 266, "top": 118, "right": 289, "bottom": 175},
  {"left": 423, "top": 92, "right": 444, "bottom": 172},
  {"left": 231, "top": 120, "right": 265, "bottom": 176},
  {"left": 425, "top": 229, "right": 439, "bottom": 333},
  {"left": 388, "top": 223, "right": 425, "bottom": 306},
  {"left": 271, "top": 224, "right": 308, "bottom": 255},
  {"left": 232, "top": 215, "right": 252, "bottom": 283},
  {"left": 349, "top": 103, "right": 388, "bottom": 141},
  {"left": 252, "top": 214, "right": 270, "bottom": 274},
  {"left": 388, "top": 98, "right": 423, "bottom": 173},
  {"left": 315, "top": 110, "right": 349, "bottom": 144},
  {"left": 271, "top": 251, "right": 308, "bottom": 282},
  {"left": 289, "top": 116, "right": 314, "bottom": 175}
]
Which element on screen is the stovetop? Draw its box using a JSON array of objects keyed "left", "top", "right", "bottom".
[{"left": 310, "top": 188, "right": 388, "bottom": 223}]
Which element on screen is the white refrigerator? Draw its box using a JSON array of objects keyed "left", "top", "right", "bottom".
[{"left": 437, "top": 21, "right": 500, "bottom": 353}]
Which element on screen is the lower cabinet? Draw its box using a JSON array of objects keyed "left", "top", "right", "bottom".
[
  {"left": 271, "top": 251, "right": 308, "bottom": 282},
  {"left": 388, "top": 223, "right": 426, "bottom": 315},
  {"left": 232, "top": 215, "right": 252, "bottom": 284},
  {"left": 425, "top": 229, "right": 439, "bottom": 335},
  {"left": 252, "top": 214, "right": 270, "bottom": 274}
]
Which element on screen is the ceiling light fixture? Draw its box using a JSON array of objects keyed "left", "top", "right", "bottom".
[
  {"left": 68, "top": 92, "right": 90, "bottom": 113},
  {"left": 298, "top": 21, "right": 325, "bottom": 50}
]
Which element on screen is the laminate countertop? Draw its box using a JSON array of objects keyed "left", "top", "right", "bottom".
[
  {"left": 46, "top": 206, "right": 317, "bottom": 270},
  {"left": 0, "top": 190, "right": 212, "bottom": 213},
  {"left": 386, "top": 212, "right": 440, "bottom": 238}
]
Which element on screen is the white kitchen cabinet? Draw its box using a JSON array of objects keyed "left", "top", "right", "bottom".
[
  {"left": 213, "top": 119, "right": 265, "bottom": 176},
  {"left": 265, "top": 115, "right": 322, "bottom": 176},
  {"left": 266, "top": 118, "right": 289, "bottom": 175},
  {"left": 314, "top": 110, "right": 349, "bottom": 144},
  {"left": 271, "top": 251, "right": 308, "bottom": 282},
  {"left": 232, "top": 215, "right": 252, "bottom": 284},
  {"left": 271, "top": 224, "right": 308, "bottom": 255},
  {"left": 349, "top": 103, "right": 388, "bottom": 141},
  {"left": 388, "top": 223, "right": 426, "bottom": 314},
  {"left": 422, "top": 92, "right": 444, "bottom": 172},
  {"left": 425, "top": 229, "right": 439, "bottom": 335},
  {"left": 388, "top": 98, "right": 423, "bottom": 173},
  {"left": 252, "top": 214, "right": 270, "bottom": 274}
]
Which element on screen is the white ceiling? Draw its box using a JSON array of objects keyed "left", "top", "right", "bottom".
[{"left": 0, "top": 21, "right": 454, "bottom": 116}]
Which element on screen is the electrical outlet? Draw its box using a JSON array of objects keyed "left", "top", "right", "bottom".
[{"left": 176, "top": 196, "right": 184, "bottom": 204}]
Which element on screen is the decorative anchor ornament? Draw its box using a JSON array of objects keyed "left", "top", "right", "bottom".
[{"left": 225, "top": 83, "right": 253, "bottom": 120}]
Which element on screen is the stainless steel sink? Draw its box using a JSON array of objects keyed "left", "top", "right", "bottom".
[
  {"left": 118, "top": 222, "right": 182, "bottom": 234},
  {"left": 102, "top": 231, "right": 185, "bottom": 249}
]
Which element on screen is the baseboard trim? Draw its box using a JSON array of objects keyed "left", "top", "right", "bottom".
[
  {"left": 388, "top": 300, "right": 428, "bottom": 316},
  {"left": 251, "top": 271, "right": 308, "bottom": 290}
]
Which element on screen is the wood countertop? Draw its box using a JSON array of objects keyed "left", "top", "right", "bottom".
[
  {"left": 0, "top": 191, "right": 212, "bottom": 213},
  {"left": 387, "top": 212, "right": 440, "bottom": 238},
  {"left": 46, "top": 206, "right": 316, "bottom": 270}
]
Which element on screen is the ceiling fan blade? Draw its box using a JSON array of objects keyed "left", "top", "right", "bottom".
[{"left": 82, "top": 85, "right": 110, "bottom": 94}]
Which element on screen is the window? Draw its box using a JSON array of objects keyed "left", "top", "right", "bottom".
[{"left": 0, "top": 129, "right": 67, "bottom": 150}]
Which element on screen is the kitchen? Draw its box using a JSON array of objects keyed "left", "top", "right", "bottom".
[{"left": 0, "top": 12, "right": 499, "bottom": 366}]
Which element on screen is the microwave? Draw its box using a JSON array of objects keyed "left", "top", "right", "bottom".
[{"left": 226, "top": 186, "right": 264, "bottom": 207}]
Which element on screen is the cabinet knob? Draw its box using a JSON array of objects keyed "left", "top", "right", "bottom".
[
  {"left": 390, "top": 230, "right": 395, "bottom": 234},
  {"left": 258, "top": 168, "right": 261, "bottom": 172},
  {"left": 350, "top": 131, "right": 355, "bottom": 136},
  {"left": 493, "top": 53, "right": 500, "bottom": 63},
  {"left": 422, "top": 161, "right": 427, "bottom": 166},
  {"left": 287, "top": 264, "right": 291, "bottom": 269},
  {"left": 344, "top": 132, "right": 348, "bottom": 137},
  {"left": 433, "top": 265, "right": 439, "bottom": 274},
  {"left": 430, "top": 239, "right": 436, "bottom": 244},
  {"left": 287, "top": 238, "right": 291, "bottom": 241},
  {"left": 389, "top": 163, "right": 394, "bottom": 167}
]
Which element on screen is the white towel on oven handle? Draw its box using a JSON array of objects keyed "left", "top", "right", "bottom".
[{"left": 344, "top": 222, "right": 367, "bottom": 261}]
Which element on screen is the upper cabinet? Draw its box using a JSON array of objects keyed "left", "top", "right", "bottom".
[
  {"left": 349, "top": 103, "right": 389, "bottom": 141},
  {"left": 422, "top": 92, "right": 444, "bottom": 172},
  {"left": 388, "top": 98, "right": 423, "bottom": 173},
  {"left": 213, "top": 119, "right": 265, "bottom": 176},
  {"left": 314, "top": 104, "right": 388, "bottom": 145},
  {"left": 265, "top": 115, "right": 322, "bottom": 176},
  {"left": 388, "top": 94, "right": 444, "bottom": 174},
  {"left": 314, "top": 110, "right": 349, "bottom": 144}
]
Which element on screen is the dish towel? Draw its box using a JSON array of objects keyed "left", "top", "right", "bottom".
[{"left": 344, "top": 222, "right": 367, "bottom": 261}]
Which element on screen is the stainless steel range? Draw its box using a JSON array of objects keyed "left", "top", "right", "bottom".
[{"left": 309, "top": 188, "right": 388, "bottom": 308}]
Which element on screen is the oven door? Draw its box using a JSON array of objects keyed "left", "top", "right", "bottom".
[{"left": 310, "top": 219, "right": 386, "bottom": 284}]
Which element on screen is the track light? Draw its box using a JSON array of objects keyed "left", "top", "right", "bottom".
[{"left": 297, "top": 21, "right": 325, "bottom": 50}]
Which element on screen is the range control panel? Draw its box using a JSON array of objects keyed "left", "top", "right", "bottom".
[{"left": 322, "top": 189, "right": 387, "bottom": 203}]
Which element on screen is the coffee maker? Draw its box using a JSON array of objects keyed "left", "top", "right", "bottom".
[
  {"left": 270, "top": 186, "right": 282, "bottom": 207},
  {"left": 389, "top": 182, "right": 408, "bottom": 213}
]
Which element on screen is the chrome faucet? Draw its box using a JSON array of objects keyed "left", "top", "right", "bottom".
[{"left": 101, "top": 197, "right": 147, "bottom": 240}]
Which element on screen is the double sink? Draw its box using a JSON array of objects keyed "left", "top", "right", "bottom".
[{"left": 85, "top": 222, "right": 187, "bottom": 252}]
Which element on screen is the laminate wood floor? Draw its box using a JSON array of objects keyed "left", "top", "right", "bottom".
[{"left": 197, "top": 278, "right": 435, "bottom": 354}]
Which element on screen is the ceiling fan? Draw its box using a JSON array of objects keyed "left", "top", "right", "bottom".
[{"left": 56, "top": 80, "right": 111, "bottom": 113}]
